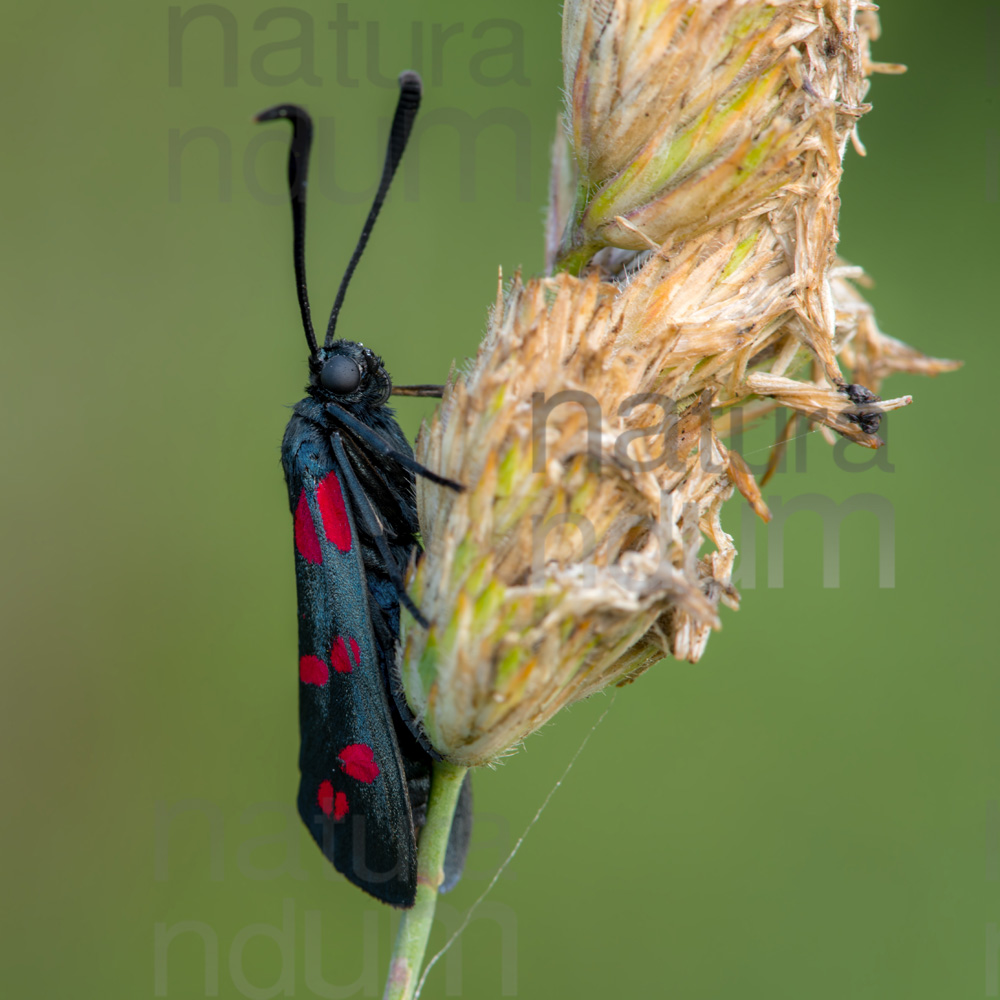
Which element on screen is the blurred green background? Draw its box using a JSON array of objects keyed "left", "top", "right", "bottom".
[{"left": 2, "top": 1, "right": 995, "bottom": 997}]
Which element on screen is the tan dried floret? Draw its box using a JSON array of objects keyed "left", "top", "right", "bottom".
[
  {"left": 402, "top": 272, "right": 736, "bottom": 765},
  {"left": 401, "top": 0, "right": 958, "bottom": 766}
]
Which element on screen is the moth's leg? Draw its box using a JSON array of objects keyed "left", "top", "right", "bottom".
[
  {"left": 327, "top": 402, "right": 463, "bottom": 491},
  {"left": 391, "top": 384, "right": 445, "bottom": 398}
]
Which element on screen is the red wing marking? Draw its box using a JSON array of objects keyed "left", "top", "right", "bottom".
[
  {"left": 317, "top": 471, "right": 352, "bottom": 552},
  {"left": 299, "top": 655, "right": 329, "bottom": 686},
  {"left": 330, "top": 636, "right": 353, "bottom": 674},
  {"left": 294, "top": 489, "right": 322, "bottom": 564},
  {"left": 317, "top": 780, "right": 335, "bottom": 816},
  {"left": 337, "top": 743, "right": 380, "bottom": 784},
  {"left": 333, "top": 791, "right": 349, "bottom": 821},
  {"left": 348, "top": 637, "right": 361, "bottom": 669}
]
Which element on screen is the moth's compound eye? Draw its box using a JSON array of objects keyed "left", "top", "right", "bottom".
[{"left": 320, "top": 355, "right": 362, "bottom": 394}]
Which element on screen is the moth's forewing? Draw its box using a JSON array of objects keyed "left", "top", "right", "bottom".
[{"left": 282, "top": 411, "right": 418, "bottom": 907}]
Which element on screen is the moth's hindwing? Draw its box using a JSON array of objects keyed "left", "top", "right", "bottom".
[{"left": 283, "top": 412, "right": 417, "bottom": 906}]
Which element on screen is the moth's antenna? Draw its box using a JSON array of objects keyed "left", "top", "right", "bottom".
[
  {"left": 324, "top": 72, "right": 422, "bottom": 349},
  {"left": 254, "top": 103, "right": 318, "bottom": 357}
]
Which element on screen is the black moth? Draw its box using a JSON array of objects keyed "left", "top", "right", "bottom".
[{"left": 256, "top": 72, "right": 472, "bottom": 907}]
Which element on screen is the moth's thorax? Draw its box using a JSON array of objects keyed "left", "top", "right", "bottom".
[{"left": 306, "top": 339, "right": 392, "bottom": 409}]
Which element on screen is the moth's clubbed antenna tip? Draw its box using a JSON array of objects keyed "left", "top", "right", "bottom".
[
  {"left": 398, "top": 70, "right": 422, "bottom": 95},
  {"left": 253, "top": 104, "right": 308, "bottom": 125}
]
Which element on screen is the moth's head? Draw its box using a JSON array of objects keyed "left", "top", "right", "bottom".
[{"left": 307, "top": 339, "right": 391, "bottom": 408}]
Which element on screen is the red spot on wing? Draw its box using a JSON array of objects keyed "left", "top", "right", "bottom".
[
  {"left": 294, "top": 489, "right": 322, "bottom": 564},
  {"left": 299, "top": 655, "right": 329, "bottom": 686},
  {"left": 348, "top": 637, "right": 361, "bottom": 669},
  {"left": 317, "top": 780, "right": 335, "bottom": 816},
  {"left": 333, "top": 791, "right": 349, "bottom": 821},
  {"left": 317, "top": 471, "right": 352, "bottom": 552},
  {"left": 338, "top": 743, "right": 380, "bottom": 784},
  {"left": 330, "top": 636, "right": 352, "bottom": 674}
]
